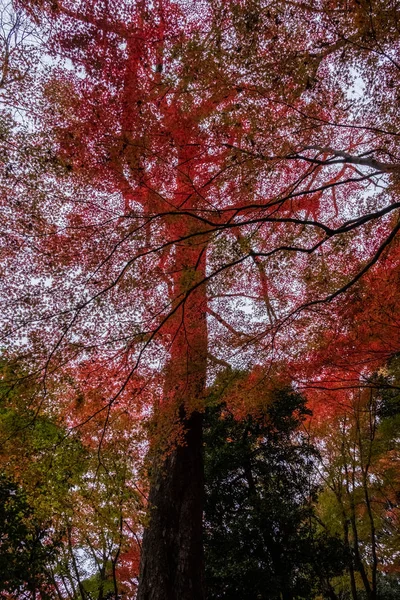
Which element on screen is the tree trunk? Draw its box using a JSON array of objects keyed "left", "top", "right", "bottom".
[
  {"left": 137, "top": 409, "right": 205, "bottom": 600},
  {"left": 137, "top": 285, "right": 207, "bottom": 600},
  {"left": 137, "top": 141, "right": 208, "bottom": 599}
]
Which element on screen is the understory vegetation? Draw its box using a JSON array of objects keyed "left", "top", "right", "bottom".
[{"left": 1, "top": 364, "right": 399, "bottom": 599}]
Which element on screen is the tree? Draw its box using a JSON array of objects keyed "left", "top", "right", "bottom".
[
  {"left": 3, "top": 1, "right": 400, "bottom": 597},
  {"left": 0, "top": 358, "right": 144, "bottom": 600},
  {"left": 204, "top": 378, "right": 347, "bottom": 600},
  {"left": 0, "top": 472, "right": 61, "bottom": 599},
  {"left": 311, "top": 358, "right": 400, "bottom": 600}
]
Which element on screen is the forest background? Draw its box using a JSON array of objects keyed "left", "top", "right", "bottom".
[{"left": 0, "top": 0, "right": 400, "bottom": 599}]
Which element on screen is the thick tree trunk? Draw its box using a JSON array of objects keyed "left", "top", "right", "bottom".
[
  {"left": 137, "top": 297, "right": 207, "bottom": 600},
  {"left": 137, "top": 139, "right": 208, "bottom": 599},
  {"left": 137, "top": 409, "right": 205, "bottom": 600}
]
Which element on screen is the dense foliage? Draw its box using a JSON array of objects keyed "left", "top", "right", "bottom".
[
  {"left": 204, "top": 372, "right": 400, "bottom": 600},
  {"left": 0, "top": 472, "right": 61, "bottom": 599},
  {"left": 1, "top": 0, "right": 400, "bottom": 597},
  {"left": 0, "top": 361, "right": 143, "bottom": 600},
  {"left": 204, "top": 384, "right": 346, "bottom": 600},
  {"left": 0, "top": 364, "right": 399, "bottom": 599}
]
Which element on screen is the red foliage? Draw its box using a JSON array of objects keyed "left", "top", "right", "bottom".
[
  {"left": 4, "top": 1, "right": 400, "bottom": 594},
  {"left": 5, "top": 0, "right": 399, "bottom": 463}
]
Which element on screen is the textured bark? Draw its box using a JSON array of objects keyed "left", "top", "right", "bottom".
[
  {"left": 138, "top": 139, "right": 208, "bottom": 599},
  {"left": 137, "top": 250, "right": 207, "bottom": 598},
  {"left": 137, "top": 410, "right": 205, "bottom": 600}
]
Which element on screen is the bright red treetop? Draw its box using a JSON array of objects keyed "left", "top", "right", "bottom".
[{"left": 5, "top": 0, "right": 400, "bottom": 409}]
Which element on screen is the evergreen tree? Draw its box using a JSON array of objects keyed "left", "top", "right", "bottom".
[
  {"left": 0, "top": 472, "right": 61, "bottom": 599},
  {"left": 204, "top": 384, "right": 346, "bottom": 600}
]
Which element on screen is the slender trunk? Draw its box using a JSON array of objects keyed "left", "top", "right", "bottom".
[
  {"left": 345, "top": 466, "right": 372, "bottom": 598},
  {"left": 358, "top": 393, "right": 378, "bottom": 600},
  {"left": 332, "top": 477, "right": 358, "bottom": 600},
  {"left": 67, "top": 523, "right": 87, "bottom": 600},
  {"left": 362, "top": 473, "right": 378, "bottom": 600},
  {"left": 111, "top": 515, "right": 123, "bottom": 600},
  {"left": 322, "top": 580, "right": 340, "bottom": 600},
  {"left": 343, "top": 513, "right": 359, "bottom": 600},
  {"left": 341, "top": 423, "right": 371, "bottom": 600},
  {"left": 97, "top": 552, "right": 108, "bottom": 600},
  {"left": 49, "top": 568, "right": 65, "bottom": 600}
]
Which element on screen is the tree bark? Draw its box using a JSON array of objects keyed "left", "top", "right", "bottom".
[
  {"left": 137, "top": 285, "right": 207, "bottom": 600},
  {"left": 137, "top": 409, "right": 205, "bottom": 600},
  {"left": 137, "top": 139, "right": 208, "bottom": 599}
]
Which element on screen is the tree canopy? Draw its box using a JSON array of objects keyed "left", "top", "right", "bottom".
[{"left": 1, "top": 0, "right": 400, "bottom": 597}]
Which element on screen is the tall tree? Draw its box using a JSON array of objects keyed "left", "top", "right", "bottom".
[
  {"left": 3, "top": 1, "right": 400, "bottom": 597},
  {"left": 311, "top": 359, "right": 400, "bottom": 600}
]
